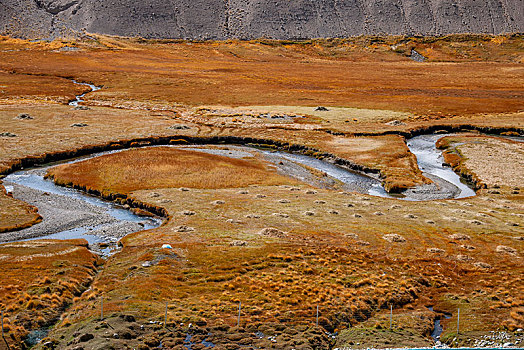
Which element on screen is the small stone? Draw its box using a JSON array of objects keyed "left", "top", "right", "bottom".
[
  {"left": 168, "top": 124, "right": 190, "bottom": 130},
  {"left": 315, "top": 106, "right": 329, "bottom": 111},
  {"left": 70, "top": 123, "right": 88, "bottom": 127},
  {"left": 258, "top": 227, "right": 286, "bottom": 238},
  {"left": 383, "top": 234, "right": 406, "bottom": 243},
  {"left": 427, "top": 247, "right": 445, "bottom": 254},
  {"left": 174, "top": 225, "right": 194, "bottom": 232},
  {"left": 230, "top": 240, "right": 247, "bottom": 246},
  {"left": 16, "top": 113, "right": 33, "bottom": 119},
  {"left": 450, "top": 233, "right": 471, "bottom": 241},
  {"left": 0, "top": 132, "right": 17, "bottom": 137},
  {"left": 78, "top": 334, "right": 94, "bottom": 342},
  {"left": 496, "top": 245, "right": 517, "bottom": 255}
]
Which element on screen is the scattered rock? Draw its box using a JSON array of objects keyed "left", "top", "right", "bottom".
[
  {"left": 278, "top": 199, "right": 290, "bottom": 203},
  {"left": 70, "top": 123, "right": 88, "bottom": 127},
  {"left": 328, "top": 209, "right": 339, "bottom": 215},
  {"left": 179, "top": 187, "right": 190, "bottom": 191},
  {"left": 427, "top": 247, "right": 445, "bottom": 254},
  {"left": 344, "top": 233, "right": 359, "bottom": 239},
  {"left": 255, "top": 194, "right": 266, "bottom": 198},
  {"left": 303, "top": 211, "right": 315, "bottom": 216},
  {"left": 230, "top": 240, "right": 247, "bottom": 246},
  {"left": 272, "top": 213, "right": 289, "bottom": 218},
  {"left": 356, "top": 240, "right": 370, "bottom": 246},
  {"left": 0, "top": 132, "right": 17, "bottom": 137},
  {"left": 16, "top": 113, "right": 33, "bottom": 119},
  {"left": 315, "top": 106, "right": 329, "bottom": 111},
  {"left": 78, "top": 333, "right": 94, "bottom": 342},
  {"left": 74, "top": 105, "right": 90, "bottom": 110},
  {"left": 226, "top": 218, "right": 244, "bottom": 224},
  {"left": 212, "top": 200, "right": 225, "bottom": 205},
  {"left": 456, "top": 254, "right": 473, "bottom": 261},
  {"left": 238, "top": 190, "right": 249, "bottom": 194},
  {"left": 405, "top": 214, "right": 417, "bottom": 219},
  {"left": 386, "top": 119, "right": 406, "bottom": 126},
  {"left": 168, "top": 124, "right": 191, "bottom": 130},
  {"left": 258, "top": 227, "right": 286, "bottom": 238},
  {"left": 182, "top": 210, "right": 196, "bottom": 216},
  {"left": 353, "top": 214, "right": 362, "bottom": 218},
  {"left": 174, "top": 225, "right": 194, "bottom": 232},
  {"left": 245, "top": 214, "right": 260, "bottom": 219},
  {"left": 461, "top": 245, "right": 476, "bottom": 250},
  {"left": 374, "top": 211, "right": 384, "bottom": 216},
  {"left": 474, "top": 262, "right": 492, "bottom": 269},
  {"left": 383, "top": 234, "right": 406, "bottom": 243},
  {"left": 314, "top": 200, "right": 326, "bottom": 204},
  {"left": 305, "top": 190, "right": 317, "bottom": 194},
  {"left": 496, "top": 245, "right": 517, "bottom": 255},
  {"left": 450, "top": 233, "right": 471, "bottom": 241}
]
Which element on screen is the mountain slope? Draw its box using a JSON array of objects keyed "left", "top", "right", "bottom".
[{"left": 1, "top": 0, "right": 523, "bottom": 39}]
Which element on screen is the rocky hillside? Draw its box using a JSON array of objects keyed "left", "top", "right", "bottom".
[{"left": 1, "top": 0, "right": 523, "bottom": 39}]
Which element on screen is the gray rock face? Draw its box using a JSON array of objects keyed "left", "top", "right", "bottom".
[{"left": 1, "top": 0, "right": 522, "bottom": 39}]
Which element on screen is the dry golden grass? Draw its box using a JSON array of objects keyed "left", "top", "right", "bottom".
[
  {"left": 0, "top": 239, "right": 98, "bottom": 348},
  {"left": 0, "top": 188, "right": 41, "bottom": 232},
  {"left": 0, "top": 35, "right": 523, "bottom": 116},
  {"left": 438, "top": 135, "right": 524, "bottom": 189},
  {"left": 53, "top": 182, "right": 523, "bottom": 347},
  {"left": 47, "top": 147, "right": 295, "bottom": 194},
  {"left": 0, "top": 34, "right": 522, "bottom": 348}
]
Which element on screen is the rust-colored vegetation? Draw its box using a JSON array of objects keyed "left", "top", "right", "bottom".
[
  {"left": 0, "top": 240, "right": 98, "bottom": 348},
  {"left": 0, "top": 187, "right": 41, "bottom": 232},
  {"left": 0, "top": 34, "right": 522, "bottom": 348},
  {"left": 46, "top": 147, "right": 295, "bottom": 194}
]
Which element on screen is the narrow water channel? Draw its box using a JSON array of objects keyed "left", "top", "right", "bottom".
[{"left": 2, "top": 135, "right": 477, "bottom": 251}]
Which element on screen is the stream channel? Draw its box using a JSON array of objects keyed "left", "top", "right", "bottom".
[{"left": 3, "top": 134, "right": 476, "bottom": 252}]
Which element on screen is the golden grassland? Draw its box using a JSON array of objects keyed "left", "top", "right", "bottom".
[
  {"left": 0, "top": 189, "right": 41, "bottom": 232},
  {"left": 0, "top": 240, "right": 98, "bottom": 348},
  {"left": 0, "top": 34, "right": 521, "bottom": 348},
  {"left": 46, "top": 147, "right": 296, "bottom": 194},
  {"left": 47, "top": 172, "right": 523, "bottom": 348},
  {"left": 437, "top": 135, "right": 524, "bottom": 191},
  {"left": 0, "top": 35, "right": 523, "bottom": 116}
]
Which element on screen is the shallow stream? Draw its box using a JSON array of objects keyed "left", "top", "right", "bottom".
[{"left": 3, "top": 133, "right": 477, "bottom": 251}]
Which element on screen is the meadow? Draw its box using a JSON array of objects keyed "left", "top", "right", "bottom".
[{"left": 0, "top": 34, "right": 522, "bottom": 349}]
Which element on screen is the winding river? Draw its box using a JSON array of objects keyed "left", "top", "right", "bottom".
[
  {"left": 1, "top": 79, "right": 485, "bottom": 251},
  {"left": 2, "top": 134, "right": 477, "bottom": 252}
]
